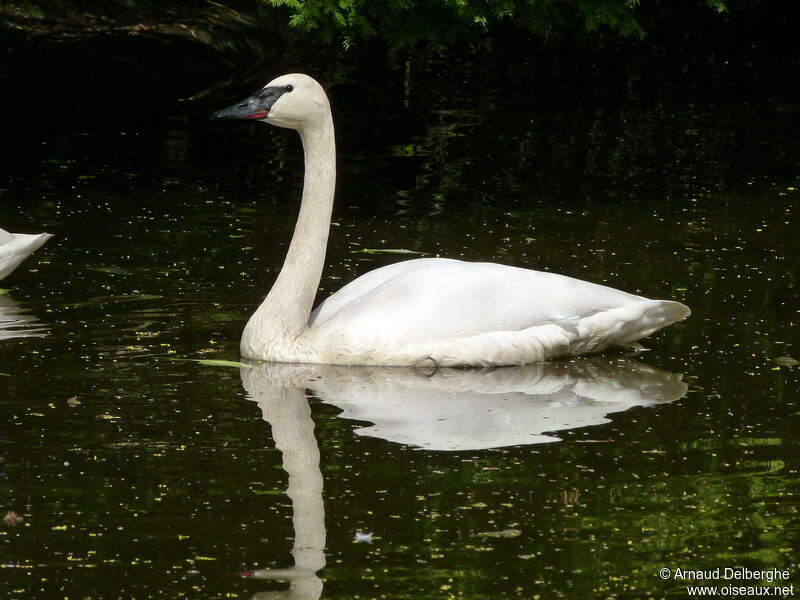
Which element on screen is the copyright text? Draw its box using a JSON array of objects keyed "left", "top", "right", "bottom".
[{"left": 659, "top": 567, "right": 795, "bottom": 597}]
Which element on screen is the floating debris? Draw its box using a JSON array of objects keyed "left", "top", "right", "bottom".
[
  {"left": 354, "top": 531, "right": 374, "bottom": 543},
  {"left": 185, "top": 358, "right": 251, "bottom": 368},
  {"left": 472, "top": 529, "right": 522, "bottom": 538},
  {"left": 773, "top": 356, "right": 798, "bottom": 367},
  {"left": 355, "top": 248, "right": 426, "bottom": 255},
  {"left": 560, "top": 489, "right": 581, "bottom": 505},
  {"left": 3, "top": 511, "right": 24, "bottom": 526}
]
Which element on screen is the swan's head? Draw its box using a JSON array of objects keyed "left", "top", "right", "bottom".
[{"left": 211, "top": 73, "right": 329, "bottom": 131}]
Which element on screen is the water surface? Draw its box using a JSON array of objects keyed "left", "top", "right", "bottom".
[{"left": 1, "top": 59, "right": 798, "bottom": 599}]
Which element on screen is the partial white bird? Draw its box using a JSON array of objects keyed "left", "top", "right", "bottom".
[
  {"left": 212, "top": 74, "right": 690, "bottom": 367},
  {"left": 0, "top": 227, "right": 52, "bottom": 282}
]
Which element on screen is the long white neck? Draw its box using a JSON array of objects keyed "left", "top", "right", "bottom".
[{"left": 241, "top": 112, "right": 336, "bottom": 357}]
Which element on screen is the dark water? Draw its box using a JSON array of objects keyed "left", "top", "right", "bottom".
[{"left": 1, "top": 57, "right": 799, "bottom": 599}]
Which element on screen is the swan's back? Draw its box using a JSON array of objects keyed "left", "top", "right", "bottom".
[
  {"left": 307, "top": 258, "right": 689, "bottom": 366},
  {"left": 313, "top": 257, "right": 645, "bottom": 340}
]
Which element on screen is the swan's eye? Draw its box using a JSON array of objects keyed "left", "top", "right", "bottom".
[{"left": 284, "top": 84, "right": 294, "bottom": 92}]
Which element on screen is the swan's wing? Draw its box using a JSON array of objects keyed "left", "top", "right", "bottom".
[
  {"left": 309, "top": 258, "right": 450, "bottom": 326},
  {"left": 306, "top": 258, "right": 689, "bottom": 365},
  {"left": 310, "top": 258, "right": 655, "bottom": 343}
]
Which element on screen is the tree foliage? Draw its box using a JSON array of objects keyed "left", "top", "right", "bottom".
[{"left": 264, "top": 0, "right": 729, "bottom": 47}]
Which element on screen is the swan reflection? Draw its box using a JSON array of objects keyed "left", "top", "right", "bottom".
[
  {"left": 241, "top": 357, "right": 688, "bottom": 451},
  {"left": 241, "top": 365, "right": 326, "bottom": 600},
  {"left": 0, "top": 294, "right": 48, "bottom": 341},
  {"left": 237, "top": 357, "right": 685, "bottom": 598}
]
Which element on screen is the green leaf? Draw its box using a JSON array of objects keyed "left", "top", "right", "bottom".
[{"left": 184, "top": 358, "right": 251, "bottom": 368}]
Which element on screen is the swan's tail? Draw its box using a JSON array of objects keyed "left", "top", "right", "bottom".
[
  {"left": 571, "top": 299, "right": 690, "bottom": 356},
  {"left": 0, "top": 232, "right": 53, "bottom": 281},
  {"left": 417, "top": 299, "right": 690, "bottom": 367}
]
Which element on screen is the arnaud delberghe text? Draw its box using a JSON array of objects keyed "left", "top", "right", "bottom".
[{"left": 673, "top": 568, "right": 790, "bottom": 583}]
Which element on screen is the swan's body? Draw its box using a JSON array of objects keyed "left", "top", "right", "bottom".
[
  {"left": 213, "top": 74, "right": 689, "bottom": 367},
  {"left": 0, "top": 227, "right": 52, "bottom": 282}
]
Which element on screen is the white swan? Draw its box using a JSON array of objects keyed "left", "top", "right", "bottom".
[
  {"left": 212, "top": 74, "right": 690, "bottom": 367},
  {"left": 0, "top": 227, "right": 52, "bottom": 282}
]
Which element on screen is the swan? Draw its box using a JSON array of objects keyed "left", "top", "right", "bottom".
[
  {"left": 212, "top": 74, "right": 690, "bottom": 367},
  {"left": 0, "top": 227, "right": 52, "bottom": 282}
]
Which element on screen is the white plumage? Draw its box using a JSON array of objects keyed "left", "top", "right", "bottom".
[
  {"left": 213, "top": 74, "right": 689, "bottom": 366},
  {"left": 0, "top": 227, "right": 52, "bottom": 282}
]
